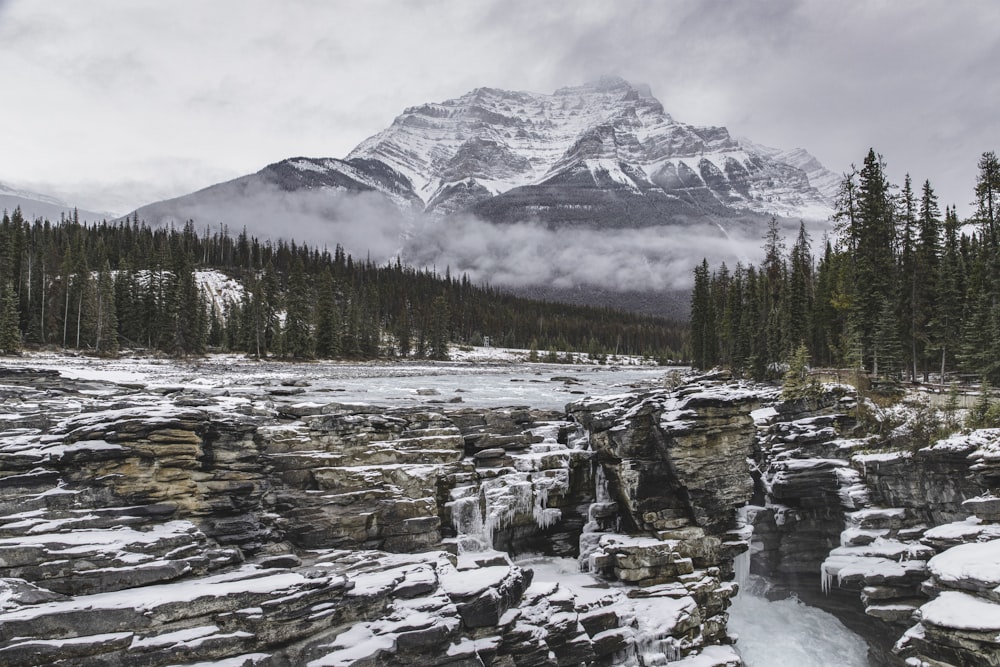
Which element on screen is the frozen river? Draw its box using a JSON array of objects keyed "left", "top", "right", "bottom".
[{"left": 0, "top": 352, "right": 680, "bottom": 411}]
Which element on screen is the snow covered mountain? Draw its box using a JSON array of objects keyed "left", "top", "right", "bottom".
[
  {"left": 127, "top": 78, "right": 839, "bottom": 316},
  {"left": 133, "top": 77, "right": 836, "bottom": 231},
  {"left": 348, "top": 76, "right": 837, "bottom": 224},
  {"left": 0, "top": 181, "right": 111, "bottom": 224}
]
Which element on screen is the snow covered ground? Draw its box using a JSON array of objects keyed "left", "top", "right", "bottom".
[{"left": 0, "top": 351, "right": 682, "bottom": 411}]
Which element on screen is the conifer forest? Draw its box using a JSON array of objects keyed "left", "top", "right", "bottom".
[
  {"left": 0, "top": 213, "right": 685, "bottom": 361},
  {"left": 690, "top": 149, "right": 1000, "bottom": 384}
]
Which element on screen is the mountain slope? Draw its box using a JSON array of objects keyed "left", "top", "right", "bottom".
[
  {"left": 133, "top": 156, "right": 420, "bottom": 228},
  {"left": 348, "top": 76, "right": 836, "bottom": 224},
  {"left": 132, "top": 76, "right": 837, "bottom": 236},
  {"left": 1, "top": 182, "right": 111, "bottom": 223},
  {"left": 123, "top": 78, "right": 838, "bottom": 311}
]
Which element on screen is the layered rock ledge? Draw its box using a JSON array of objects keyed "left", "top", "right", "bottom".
[{"left": 0, "top": 366, "right": 762, "bottom": 666}]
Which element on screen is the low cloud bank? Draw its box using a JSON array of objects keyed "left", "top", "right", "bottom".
[
  {"left": 139, "top": 187, "right": 816, "bottom": 293},
  {"left": 403, "top": 213, "right": 772, "bottom": 292}
]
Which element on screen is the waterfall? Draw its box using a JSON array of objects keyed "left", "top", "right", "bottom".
[
  {"left": 448, "top": 470, "right": 566, "bottom": 555},
  {"left": 734, "top": 547, "right": 751, "bottom": 593},
  {"left": 729, "top": 509, "right": 869, "bottom": 666},
  {"left": 579, "top": 463, "right": 619, "bottom": 569}
]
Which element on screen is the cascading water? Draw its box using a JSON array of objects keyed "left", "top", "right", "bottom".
[
  {"left": 729, "top": 513, "right": 870, "bottom": 666},
  {"left": 448, "top": 468, "right": 568, "bottom": 557}
]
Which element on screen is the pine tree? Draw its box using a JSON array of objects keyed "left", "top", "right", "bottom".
[
  {"left": 969, "top": 380, "right": 993, "bottom": 428},
  {"left": 690, "top": 259, "right": 717, "bottom": 368},
  {"left": 761, "top": 217, "right": 788, "bottom": 372},
  {"left": 283, "top": 257, "right": 314, "bottom": 359},
  {"left": 94, "top": 260, "right": 118, "bottom": 356},
  {"left": 812, "top": 239, "right": 841, "bottom": 367},
  {"left": 782, "top": 342, "right": 816, "bottom": 399},
  {"left": 0, "top": 281, "right": 21, "bottom": 354},
  {"left": 853, "top": 149, "right": 896, "bottom": 371},
  {"left": 872, "top": 297, "right": 903, "bottom": 379},
  {"left": 260, "top": 263, "right": 281, "bottom": 355},
  {"left": 164, "top": 251, "right": 205, "bottom": 356},
  {"left": 898, "top": 175, "right": 918, "bottom": 380},
  {"left": 930, "top": 207, "right": 964, "bottom": 382},
  {"left": 912, "top": 180, "right": 942, "bottom": 378},
  {"left": 428, "top": 295, "right": 451, "bottom": 360},
  {"left": 314, "top": 268, "right": 340, "bottom": 358},
  {"left": 787, "top": 222, "right": 813, "bottom": 350},
  {"left": 833, "top": 167, "right": 859, "bottom": 254},
  {"left": 975, "top": 150, "right": 1000, "bottom": 241}
]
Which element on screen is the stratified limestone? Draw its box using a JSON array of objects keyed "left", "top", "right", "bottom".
[
  {"left": 0, "top": 367, "right": 763, "bottom": 667},
  {"left": 569, "top": 381, "right": 763, "bottom": 540}
]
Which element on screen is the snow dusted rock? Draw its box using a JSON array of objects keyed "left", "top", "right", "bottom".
[
  {"left": 920, "top": 515, "right": 1000, "bottom": 551},
  {"left": 568, "top": 381, "right": 762, "bottom": 540},
  {"left": 260, "top": 408, "right": 467, "bottom": 552},
  {"left": 966, "top": 428, "right": 1000, "bottom": 491},
  {"left": 857, "top": 435, "right": 984, "bottom": 526},
  {"left": 4, "top": 367, "right": 743, "bottom": 666},
  {"left": 924, "top": 539, "right": 1000, "bottom": 598},
  {"left": 894, "top": 540, "right": 1000, "bottom": 666},
  {"left": 750, "top": 406, "right": 866, "bottom": 579}
]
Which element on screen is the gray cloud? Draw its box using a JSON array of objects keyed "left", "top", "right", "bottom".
[
  {"left": 404, "top": 214, "right": 762, "bottom": 292},
  {"left": 0, "top": 0, "right": 997, "bottom": 218}
]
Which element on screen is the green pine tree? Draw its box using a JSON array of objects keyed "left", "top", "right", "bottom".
[
  {"left": 94, "top": 260, "right": 118, "bottom": 356},
  {"left": 690, "top": 258, "right": 717, "bottom": 368},
  {"left": 428, "top": 295, "right": 451, "bottom": 360},
  {"left": 283, "top": 257, "right": 314, "bottom": 359},
  {"left": 782, "top": 342, "right": 816, "bottom": 400},
  {"left": 314, "top": 268, "right": 341, "bottom": 358},
  {"left": 0, "top": 282, "right": 21, "bottom": 355}
]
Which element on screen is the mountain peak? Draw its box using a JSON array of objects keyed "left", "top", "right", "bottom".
[{"left": 345, "top": 79, "right": 834, "bottom": 221}]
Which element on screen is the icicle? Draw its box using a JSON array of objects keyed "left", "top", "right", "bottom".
[{"left": 821, "top": 562, "right": 834, "bottom": 595}]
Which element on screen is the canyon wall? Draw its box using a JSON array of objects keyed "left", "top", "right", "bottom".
[{"left": 0, "top": 368, "right": 760, "bottom": 667}]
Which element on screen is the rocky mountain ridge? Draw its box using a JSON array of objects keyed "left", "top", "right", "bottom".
[{"left": 133, "top": 77, "right": 836, "bottom": 232}]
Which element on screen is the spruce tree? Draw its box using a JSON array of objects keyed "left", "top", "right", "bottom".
[
  {"left": 872, "top": 297, "right": 903, "bottom": 379},
  {"left": 782, "top": 342, "right": 816, "bottom": 399},
  {"left": 690, "top": 259, "right": 717, "bottom": 369},
  {"left": 0, "top": 281, "right": 21, "bottom": 354},
  {"left": 94, "top": 260, "right": 118, "bottom": 356},
  {"left": 898, "top": 175, "right": 918, "bottom": 380},
  {"left": 853, "top": 149, "right": 896, "bottom": 371},
  {"left": 428, "top": 295, "right": 451, "bottom": 360},
  {"left": 313, "top": 268, "right": 340, "bottom": 358},
  {"left": 283, "top": 257, "right": 314, "bottom": 359},
  {"left": 787, "top": 222, "right": 813, "bottom": 351},
  {"left": 930, "top": 207, "right": 964, "bottom": 382},
  {"left": 975, "top": 150, "right": 1000, "bottom": 241}
]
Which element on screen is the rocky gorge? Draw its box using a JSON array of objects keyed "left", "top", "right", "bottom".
[{"left": 0, "top": 360, "right": 998, "bottom": 666}]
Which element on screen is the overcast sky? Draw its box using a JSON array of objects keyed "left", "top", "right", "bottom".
[{"left": 1, "top": 0, "right": 997, "bottom": 217}]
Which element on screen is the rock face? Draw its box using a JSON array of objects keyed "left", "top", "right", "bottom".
[
  {"left": 0, "top": 367, "right": 764, "bottom": 666},
  {"left": 570, "top": 383, "right": 761, "bottom": 539},
  {"left": 12, "top": 361, "right": 1000, "bottom": 667},
  {"left": 741, "top": 385, "right": 1000, "bottom": 667}
]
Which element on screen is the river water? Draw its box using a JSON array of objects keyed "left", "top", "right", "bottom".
[{"left": 728, "top": 552, "right": 869, "bottom": 666}]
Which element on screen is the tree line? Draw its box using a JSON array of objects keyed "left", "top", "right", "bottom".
[
  {"left": 690, "top": 149, "right": 1000, "bottom": 384},
  {"left": 0, "top": 212, "right": 686, "bottom": 361}
]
